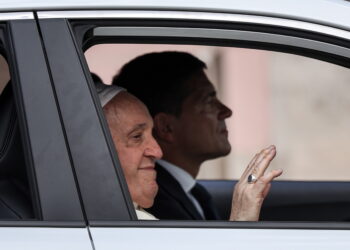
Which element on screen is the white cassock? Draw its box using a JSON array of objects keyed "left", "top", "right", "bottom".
[{"left": 134, "top": 203, "right": 158, "bottom": 220}]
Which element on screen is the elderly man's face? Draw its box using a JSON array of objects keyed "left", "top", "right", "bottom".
[{"left": 104, "top": 92, "right": 163, "bottom": 208}]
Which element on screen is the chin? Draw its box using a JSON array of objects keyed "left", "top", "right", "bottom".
[
  {"left": 139, "top": 195, "right": 155, "bottom": 209},
  {"left": 222, "top": 145, "right": 231, "bottom": 155},
  {"left": 141, "top": 200, "right": 154, "bottom": 209},
  {"left": 219, "top": 139, "right": 232, "bottom": 155},
  {"left": 139, "top": 183, "right": 158, "bottom": 208},
  {"left": 213, "top": 142, "right": 231, "bottom": 157}
]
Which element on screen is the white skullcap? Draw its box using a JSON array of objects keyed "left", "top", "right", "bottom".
[{"left": 95, "top": 82, "right": 126, "bottom": 107}]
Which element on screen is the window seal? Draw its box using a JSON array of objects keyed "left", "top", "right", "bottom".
[
  {"left": 38, "top": 10, "right": 350, "bottom": 42},
  {"left": 89, "top": 220, "right": 350, "bottom": 230}
]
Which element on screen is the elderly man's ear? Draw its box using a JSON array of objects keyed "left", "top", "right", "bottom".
[{"left": 153, "top": 113, "right": 177, "bottom": 143}]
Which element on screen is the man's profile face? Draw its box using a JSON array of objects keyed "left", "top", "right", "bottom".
[
  {"left": 104, "top": 92, "right": 163, "bottom": 208},
  {"left": 172, "top": 70, "right": 232, "bottom": 162}
]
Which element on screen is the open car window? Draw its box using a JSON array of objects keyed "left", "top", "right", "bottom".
[
  {"left": 36, "top": 10, "right": 350, "bottom": 226},
  {"left": 84, "top": 43, "right": 350, "bottom": 222}
]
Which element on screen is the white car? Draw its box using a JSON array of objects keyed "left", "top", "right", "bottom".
[{"left": 0, "top": 0, "right": 350, "bottom": 249}]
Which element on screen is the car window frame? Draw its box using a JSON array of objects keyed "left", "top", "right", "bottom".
[{"left": 38, "top": 10, "right": 350, "bottom": 229}]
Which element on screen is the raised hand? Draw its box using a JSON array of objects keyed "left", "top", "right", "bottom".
[{"left": 229, "top": 145, "right": 283, "bottom": 221}]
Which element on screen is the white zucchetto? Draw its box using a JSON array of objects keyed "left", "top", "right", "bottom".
[{"left": 95, "top": 82, "right": 126, "bottom": 107}]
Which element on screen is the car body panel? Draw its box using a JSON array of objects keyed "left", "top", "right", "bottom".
[
  {"left": 0, "top": 12, "right": 33, "bottom": 20},
  {"left": 0, "top": 227, "right": 93, "bottom": 250},
  {"left": 1, "top": 0, "right": 350, "bottom": 30},
  {"left": 91, "top": 227, "right": 350, "bottom": 250}
]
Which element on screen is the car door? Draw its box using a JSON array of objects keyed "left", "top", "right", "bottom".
[
  {"left": 37, "top": 6, "right": 350, "bottom": 250},
  {"left": 0, "top": 12, "right": 93, "bottom": 250}
]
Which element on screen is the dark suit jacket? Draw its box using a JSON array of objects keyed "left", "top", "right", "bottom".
[{"left": 145, "top": 163, "right": 221, "bottom": 220}]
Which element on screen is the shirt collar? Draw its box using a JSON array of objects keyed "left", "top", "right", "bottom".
[{"left": 157, "top": 159, "right": 196, "bottom": 193}]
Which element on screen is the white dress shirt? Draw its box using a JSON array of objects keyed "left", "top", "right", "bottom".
[
  {"left": 133, "top": 202, "right": 158, "bottom": 220},
  {"left": 157, "top": 159, "right": 205, "bottom": 219}
]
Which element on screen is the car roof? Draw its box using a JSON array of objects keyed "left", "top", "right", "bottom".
[{"left": 1, "top": 0, "right": 350, "bottom": 31}]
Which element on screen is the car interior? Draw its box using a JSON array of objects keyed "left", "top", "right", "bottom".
[
  {"left": 0, "top": 81, "right": 34, "bottom": 219},
  {"left": 200, "top": 180, "right": 350, "bottom": 221}
]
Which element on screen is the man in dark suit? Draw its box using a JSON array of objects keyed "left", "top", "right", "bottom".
[
  {"left": 150, "top": 163, "right": 221, "bottom": 220},
  {"left": 113, "top": 51, "right": 282, "bottom": 220}
]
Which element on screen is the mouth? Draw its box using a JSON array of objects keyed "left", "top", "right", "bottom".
[
  {"left": 138, "top": 165, "right": 157, "bottom": 180},
  {"left": 139, "top": 165, "right": 156, "bottom": 171},
  {"left": 218, "top": 122, "right": 228, "bottom": 134}
]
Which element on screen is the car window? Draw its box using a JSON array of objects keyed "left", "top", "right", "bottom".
[
  {"left": 85, "top": 44, "right": 350, "bottom": 182},
  {"left": 62, "top": 11, "right": 350, "bottom": 223},
  {"left": 84, "top": 43, "right": 350, "bottom": 223}
]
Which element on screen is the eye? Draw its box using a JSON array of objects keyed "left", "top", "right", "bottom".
[
  {"left": 130, "top": 132, "right": 143, "bottom": 142},
  {"left": 204, "top": 95, "right": 215, "bottom": 104},
  {"left": 204, "top": 92, "right": 216, "bottom": 103}
]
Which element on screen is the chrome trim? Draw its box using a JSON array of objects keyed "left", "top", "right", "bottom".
[
  {"left": 37, "top": 10, "right": 350, "bottom": 41},
  {"left": 0, "top": 12, "right": 34, "bottom": 20},
  {"left": 92, "top": 27, "right": 350, "bottom": 58}
]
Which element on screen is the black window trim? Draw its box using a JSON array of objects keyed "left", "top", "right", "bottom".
[{"left": 37, "top": 17, "right": 136, "bottom": 222}]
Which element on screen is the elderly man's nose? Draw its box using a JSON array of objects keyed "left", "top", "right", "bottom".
[{"left": 145, "top": 137, "right": 163, "bottom": 159}]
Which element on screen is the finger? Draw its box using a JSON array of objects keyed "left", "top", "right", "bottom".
[
  {"left": 253, "top": 146, "right": 276, "bottom": 178},
  {"left": 261, "top": 169, "right": 283, "bottom": 182},
  {"left": 241, "top": 145, "right": 274, "bottom": 179},
  {"left": 252, "top": 169, "right": 283, "bottom": 193},
  {"left": 240, "top": 153, "right": 259, "bottom": 179}
]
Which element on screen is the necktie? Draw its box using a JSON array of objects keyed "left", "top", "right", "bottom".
[{"left": 190, "top": 182, "right": 221, "bottom": 220}]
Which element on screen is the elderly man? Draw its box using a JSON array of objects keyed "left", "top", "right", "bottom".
[
  {"left": 97, "top": 83, "right": 161, "bottom": 219},
  {"left": 112, "top": 51, "right": 282, "bottom": 220},
  {"left": 97, "top": 82, "right": 282, "bottom": 221}
]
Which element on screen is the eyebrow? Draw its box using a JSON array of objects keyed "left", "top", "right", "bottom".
[
  {"left": 127, "top": 123, "right": 147, "bottom": 136},
  {"left": 201, "top": 90, "right": 216, "bottom": 99}
]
